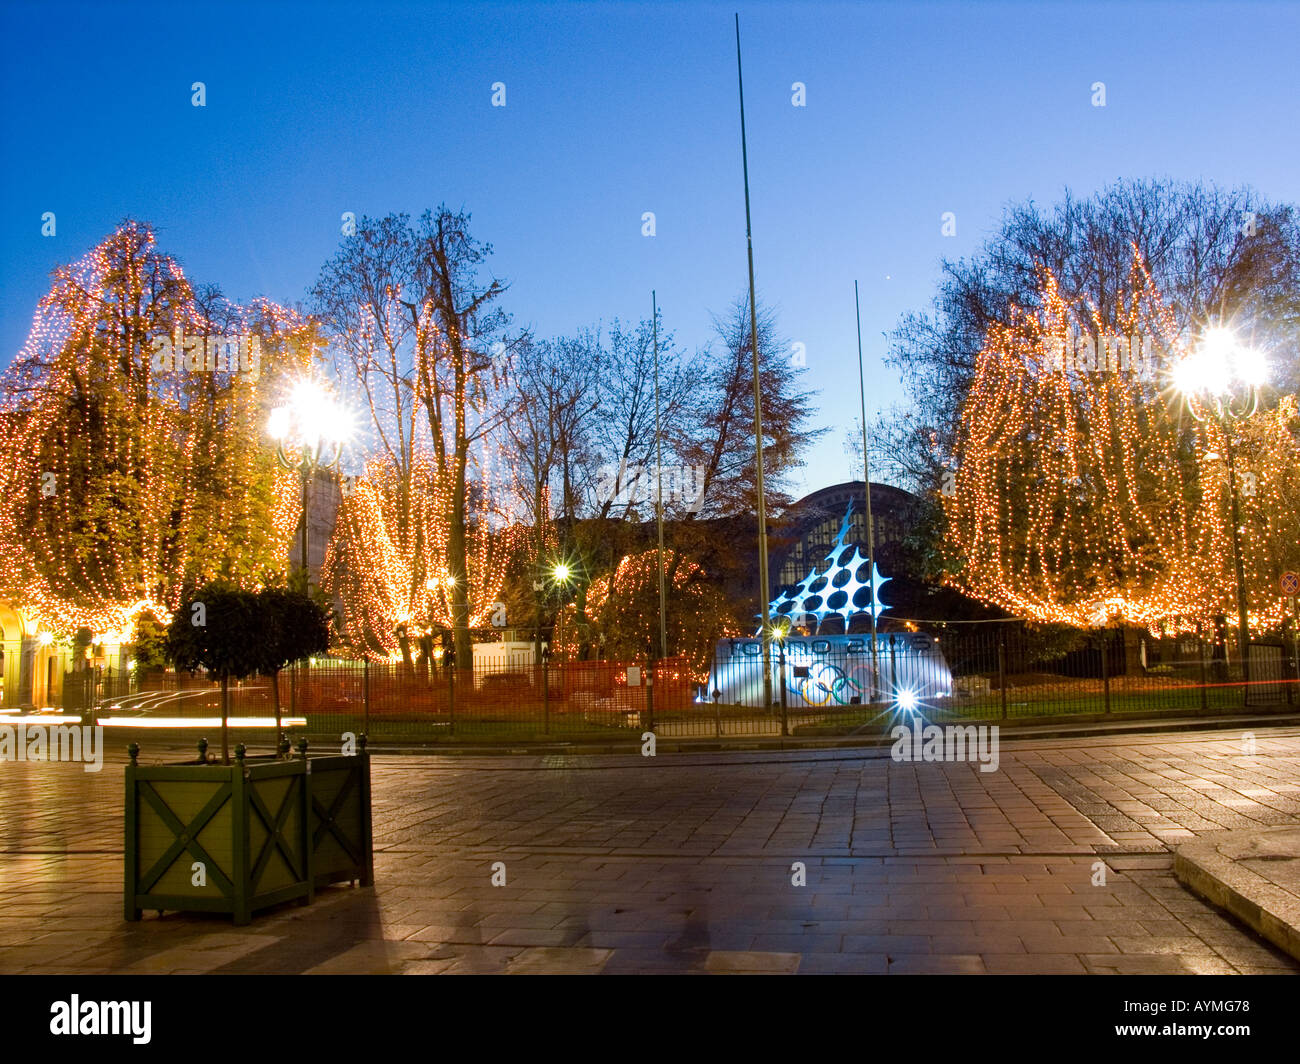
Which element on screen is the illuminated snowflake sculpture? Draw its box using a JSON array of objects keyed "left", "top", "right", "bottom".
[{"left": 763, "top": 501, "right": 890, "bottom": 634}]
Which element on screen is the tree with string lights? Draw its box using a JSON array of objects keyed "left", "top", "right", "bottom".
[
  {"left": 312, "top": 208, "right": 514, "bottom": 670},
  {"left": 322, "top": 452, "right": 516, "bottom": 664},
  {"left": 555, "top": 548, "right": 735, "bottom": 675},
  {"left": 0, "top": 222, "right": 315, "bottom": 640},
  {"left": 942, "top": 251, "right": 1300, "bottom": 642}
]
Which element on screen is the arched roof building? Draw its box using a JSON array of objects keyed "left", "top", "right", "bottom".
[{"left": 772, "top": 480, "right": 921, "bottom": 595}]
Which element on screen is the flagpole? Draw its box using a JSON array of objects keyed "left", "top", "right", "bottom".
[
  {"left": 855, "top": 280, "right": 880, "bottom": 703},
  {"left": 735, "top": 12, "right": 774, "bottom": 714},
  {"left": 652, "top": 291, "right": 668, "bottom": 662}
]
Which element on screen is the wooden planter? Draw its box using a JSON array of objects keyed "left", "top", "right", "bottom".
[
  {"left": 305, "top": 751, "right": 374, "bottom": 890},
  {"left": 125, "top": 738, "right": 373, "bottom": 925}
]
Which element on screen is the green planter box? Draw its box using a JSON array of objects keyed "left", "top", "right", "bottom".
[
  {"left": 305, "top": 752, "right": 374, "bottom": 890},
  {"left": 125, "top": 740, "right": 373, "bottom": 925}
]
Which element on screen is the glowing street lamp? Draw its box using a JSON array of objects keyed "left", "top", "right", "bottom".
[
  {"left": 772, "top": 620, "right": 791, "bottom": 737},
  {"left": 1171, "top": 327, "right": 1267, "bottom": 694},
  {"left": 268, "top": 379, "right": 352, "bottom": 586},
  {"left": 531, "top": 561, "right": 576, "bottom": 663},
  {"left": 1171, "top": 327, "right": 1268, "bottom": 419},
  {"left": 895, "top": 688, "right": 919, "bottom": 715}
]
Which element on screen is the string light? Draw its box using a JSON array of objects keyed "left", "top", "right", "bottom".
[
  {"left": 555, "top": 549, "right": 737, "bottom": 679},
  {"left": 942, "top": 250, "right": 1300, "bottom": 635},
  {"left": 0, "top": 222, "right": 316, "bottom": 638},
  {"left": 322, "top": 451, "right": 520, "bottom": 659}
]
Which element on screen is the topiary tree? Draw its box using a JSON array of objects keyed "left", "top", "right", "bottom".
[
  {"left": 166, "top": 581, "right": 262, "bottom": 764},
  {"left": 128, "top": 610, "right": 170, "bottom": 677},
  {"left": 256, "top": 585, "right": 331, "bottom": 741},
  {"left": 558, "top": 549, "right": 734, "bottom": 679}
]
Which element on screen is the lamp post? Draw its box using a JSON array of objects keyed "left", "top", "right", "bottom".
[
  {"left": 268, "top": 379, "right": 351, "bottom": 590},
  {"left": 1172, "top": 327, "right": 1267, "bottom": 697},
  {"left": 533, "top": 561, "right": 572, "bottom": 665},
  {"left": 651, "top": 290, "right": 669, "bottom": 664},
  {"left": 774, "top": 619, "right": 789, "bottom": 737},
  {"left": 854, "top": 282, "right": 880, "bottom": 703},
  {"left": 425, "top": 574, "right": 456, "bottom": 678},
  {"left": 734, "top": 15, "right": 774, "bottom": 709}
]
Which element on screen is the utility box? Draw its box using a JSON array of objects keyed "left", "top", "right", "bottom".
[{"left": 471, "top": 640, "right": 537, "bottom": 688}]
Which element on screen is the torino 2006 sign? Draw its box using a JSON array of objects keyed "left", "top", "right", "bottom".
[{"left": 701, "top": 632, "right": 955, "bottom": 709}]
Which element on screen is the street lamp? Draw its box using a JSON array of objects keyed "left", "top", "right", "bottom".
[
  {"left": 422, "top": 575, "right": 457, "bottom": 672},
  {"left": 268, "top": 379, "right": 352, "bottom": 588},
  {"left": 1171, "top": 326, "right": 1268, "bottom": 695},
  {"left": 532, "top": 561, "right": 575, "bottom": 663},
  {"left": 773, "top": 619, "right": 790, "bottom": 736}
]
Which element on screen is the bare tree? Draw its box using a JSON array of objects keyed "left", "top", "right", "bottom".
[
  {"left": 502, "top": 333, "right": 601, "bottom": 656},
  {"left": 313, "top": 208, "right": 513, "bottom": 667},
  {"left": 583, "top": 317, "right": 699, "bottom": 522}
]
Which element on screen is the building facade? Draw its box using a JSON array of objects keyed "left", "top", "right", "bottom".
[{"left": 0, "top": 602, "right": 73, "bottom": 709}]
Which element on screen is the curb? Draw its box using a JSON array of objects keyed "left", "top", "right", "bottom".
[
  {"left": 1174, "top": 828, "right": 1300, "bottom": 963},
  {"left": 358, "top": 713, "right": 1300, "bottom": 757},
  {"left": 94, "top": 712, "right": 1300, "bottom": 760}
]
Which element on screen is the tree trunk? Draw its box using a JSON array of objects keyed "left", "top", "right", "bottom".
[
  {"left": 575, "top": 581, "right": 591, "bottom": 660},
  {"left": 221, "top": 673, "right": 229, "bottom": 765},
  {"left": 397, "top": 629, "right": 414, "bottom": 678},
  {"left": 1121, "top": 625, "right": 1145, "bottom": 676},
  {"left": 270, "top": 668, "right": 281, "bottom": 747},
  {"left": 450, "top": 464, "right": 472, "bottom": 669},
  {"left": 419, "top": 633, "right": 431, "bottom": 687}
]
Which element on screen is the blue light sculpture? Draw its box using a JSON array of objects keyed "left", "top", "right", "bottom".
[{"left": 761, "top": 501, "right": 890, "bottom": 635}]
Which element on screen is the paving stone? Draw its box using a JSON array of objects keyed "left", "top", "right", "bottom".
[
  {"left": 889, "top": 954, "right": 987, "bottom": 975},
  {"left": 3, "top": 727, "right": 1300, "bottom": 974},
  {"left": 982, "top": 952, "right": 1088, "bottom": 974}
]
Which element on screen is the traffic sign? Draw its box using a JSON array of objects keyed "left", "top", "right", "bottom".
[{"left": 1281, "top": 571, "right": 1300, "bottom": 596}]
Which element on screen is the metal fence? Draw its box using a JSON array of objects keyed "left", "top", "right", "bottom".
[
  {"left": 62, "top": 622, "right": 1300, "bottom": 743},
  {"left": 65, "top": 656, "right": 697, "bottom": 742},
  {"left": 697, "top": 624, "right": 1300, "bottom": 724}
]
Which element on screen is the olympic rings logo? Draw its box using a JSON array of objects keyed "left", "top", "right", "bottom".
[{"left": 788, "top": 662, "right": 875, "bottom": 706}]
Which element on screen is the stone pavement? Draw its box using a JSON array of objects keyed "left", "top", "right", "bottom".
[{"left": 2, "top": 726, "right": 1299, "bottom": 974}]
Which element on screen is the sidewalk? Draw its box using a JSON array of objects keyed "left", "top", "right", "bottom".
[
  {"left": 4, "top": 723, "right": 1297, "bottom": 974},
  {"left": 1176, "top": 826, "right": 1300, "bottom": 962}
]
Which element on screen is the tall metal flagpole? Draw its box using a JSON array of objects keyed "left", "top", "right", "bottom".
[
  {"left": 735, "top": 13, "right": 774, "bottom": 711},
  {"left": 855, "top": 281, "right": 880, "bottom": 703},
  {"left": 652, "top": 291, "right": 668, "bottom": 662}
]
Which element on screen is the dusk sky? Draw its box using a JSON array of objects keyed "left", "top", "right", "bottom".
[{"left": 2, "top": 0, "right": 1297, "bottom": 497}]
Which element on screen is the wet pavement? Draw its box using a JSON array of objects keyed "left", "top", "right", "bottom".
[{"left": 2, "top": 726, "right": 1299, "bottom": 973}]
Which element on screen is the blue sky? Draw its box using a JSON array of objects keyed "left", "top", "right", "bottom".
[{"left": 2, "top": 0, "right": 1297, "bottom": 497}]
